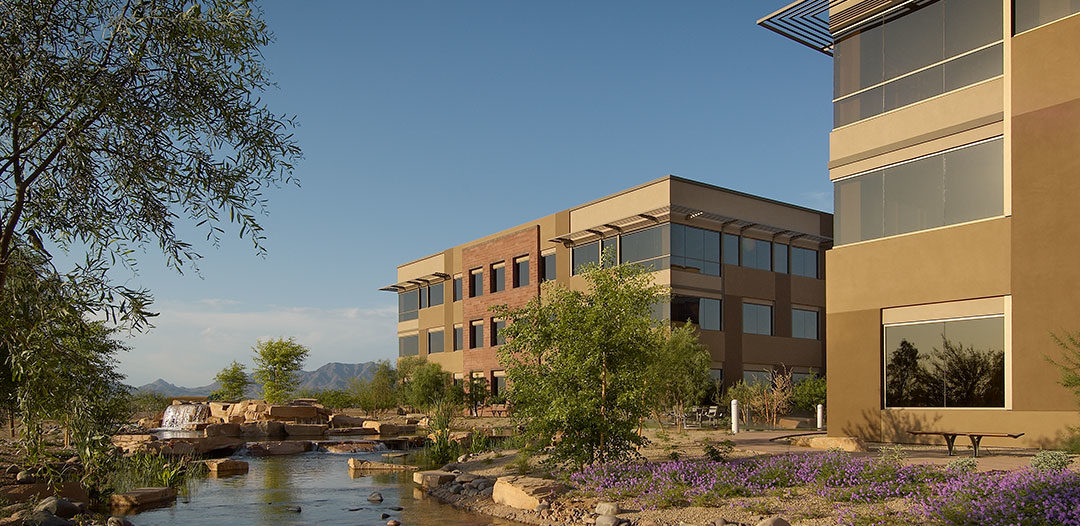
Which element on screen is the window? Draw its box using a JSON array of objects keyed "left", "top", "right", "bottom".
[
  {"left": 572, "top": 242, "right": 599, "bottom": 275},
  {"left": 601, "top": 238, "right": 618, "bottom": 267},
  {"left": 884, "top": 315, "right": 1004, "bottom": 408},
  {"left": 419, "top": 286, "right": 427, "bottom": 308},
  {"left": 792, "top": 308, "right": 819, "bottom": 340},
  {"left": 743, "top": 369, "right": 772, "bottom": 385},
  {"left": 428, "top": 330, "right": 444, "bottom": 354},
  {"left": 1015, "top": 0, "right": 1080, "bottom": 33},
  {"left": 541, "top": 253, "right": 557, "bottom": 282},
  {"left": 492, "top": 319, "right": 506, "bottom": 346},
  {"left": 743, "top": 303, "right": 773, "bottom": 336},
  {"left": 834, "top": 137, "right": 1003, "bottom": 245},
  {"left": 671, "top": 295, "right": 722, "bottom": 331},
  {"left": 470, "top": 269, "right": 483, "bottom": 297},
  {"left": 514, "top": 256, "right": 529, "bottom": 287},
  {"left": 492, "top": 264, "right": 505, "bottom": 293},
  {"left": 773, "top": 244, "right": 788, "bottom": 274},
  {"left": 469, "top": 321, "right": 484, "bottom": 349},
  {"left": 453, "top": 276, "right": 463, "bottom": 302},
  {"left": 833, "top": 0, "right": 1003, "bottom": 126},
  {"left": 722, "top": 234, "right": 740, "bottom": 265},
  {"left": 398, "top": 334, "right": 418, "bottom": 357},
  {"left": 453, "top": 325, "right": 463, "bottom": 351},
  {"left": 493, "top": 374, "right": 507, "bottom": 399},
  {"left": 741, "top": 237, "right": 772, "bottom": 271},
  {"left": 428, "top": 282, "right": 444, "bottom": 307},
  {"left": 398, "top": 289, "right": 419, "bottom": 321},
  {"left": 790, "top": 247, "right": 818, "bottom": 279},
  {"left": 672, "top": 224, "right": 721, "bottom": 276},
  {"left": 620, "top": 224, "right": 669, "bottom": 271}
]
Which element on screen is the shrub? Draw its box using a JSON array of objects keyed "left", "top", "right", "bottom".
[
  {"left": 1031, "top": 450, "right": 1073, "bottom": 472},
  {"left": 945, "top": 457, "right": 977, "bottom": 474},
  {"left": 792, "top": 375, "right": 827, "bottom": 413},
  {"left": 426, "top": 398, "right": 460, "bottom": 466},
  {"left": 703, "top": 439, "right": 735, "bottom": 462}
]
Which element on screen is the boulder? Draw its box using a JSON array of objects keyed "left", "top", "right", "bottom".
[
  {"left": 240, "top": 421, "right": 286, "bottom": 438},
  {"left": 426, "top": 431, "right": 472, "bottom": 449},
  {"left": 361, "top": 421, "right": 398, "bottom": 436},
  {"left": 136, "top": 417, "right": 159, "bottom": 429},
  {"left": 246, "top": 441, "right": 313, "bottom": 457},
  {"left": 756, "top": 519, "right": 791, "bottom": 526},
  {"left": 110, "top": 487, "right": 177, "bottom": 509},
  {"left": 0, "top": 482, "right": 89, "bottom": 505},
  {"left": 284, "top": 424, "right": 328, "bottom": 437},
  {"left": 33, "top": 497, "right": 80, "bottom": 519},
  {"left": 208, "top": 402, "right": 231, "bottom": 420},
  {"left": 348, "top": 458, "right": 417, "bottom": 471},
  {"left": 396, "top": 424, "right": 417, "bottom": 435},
  {"left": 323, "top": 441, "right": 378, "bottom": 454},
  {"left": 412, "top": 470, "right": 456, "bottom": 489},
  {"left": 21, "top": 510, "right": 73, "bottom": 526},
  {"left": 491, "top": 476, "right": 567, "bottom": 511},
  {"left": 203, "top": 423, "right": 242, "bottom": 438},
  {"left": 367, "top": 492, "right": 383, "bottom": 502},
  {"left": 326, "top": 427, "right": 378, "bottom": 436},
  {"left": 106, "top": 517, "right": 134, "bottom": 526},
  {"left": 777, "top": 417, "right": 802, "bottom": 430},
  {"left": 792, "top": 436, "right": 868, "bottom": 453},
  {"left": 328, "top": 414, "right": 367, "bottom": 428},
  {"left": 596, "top": 516, "right": 620, "bottom": 526},
  {"left": 204, "top": 459, "right": 249, "bottom": 477},
  {"left": 595, "top": 502, "right": 621, "bottom": 516},
  {"left": 267, "top": 405, "right": 318, "bottom": 419}
]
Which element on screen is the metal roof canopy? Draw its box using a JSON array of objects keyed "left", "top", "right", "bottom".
[{"left": 758, "top": 0, "right": 837, "bottom": 56}]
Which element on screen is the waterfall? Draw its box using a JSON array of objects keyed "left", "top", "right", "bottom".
[{"left": 160, "top": 404, "right": 210, "bottom": 429}]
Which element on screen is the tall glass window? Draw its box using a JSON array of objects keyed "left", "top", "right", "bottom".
[
  {"left": 469, "top": 321, "right": 484, "bottom": 349},
  {"left": 1015, "top": 0, "right": 1080, "bottom": 33},
  {"left": 428, "top": 282, "right": 444, "bottom": 307},
  {"left": 453, "top": 277, "right": 462, "bottom": 302},
  {"left": 453, "top": 325, "right": 463, "bottom": 351},
  {"left": 542, "top": 253, "right": 557, "bottom": 282},
  {"left": 514, "top": 257, "right": 529, "bottom": 287},
  {"left": 670, "top": 295, "right": 721, "bottom": 331},
  {"left": 722, "top": 234, "right": 740, "bottom": 265},
  {"left": 792, "top": 308, "right": 819, "bottom": 340},
  {"left": 398, "top": 289, "right": 419, "bottom": 321},
  {"left": 428, "top": 330, "right": 444, "bottom": 354},
  {"left": 671, "top": 223, "right": 721, "bottom": 276},
  {"left": 492, "top": 265, "right": 506, "bottom": 293},
  {"left": 741, "top": 238, "right": 772, "bottom": 271},
  {"left": 398, "top": 334, "right": 419, "bottom": 357},
  {"left": 601, "top": 238, "right": 618, "bottom": 267},
  {"left": 470, "top": 269, "right": 483, "bottom": 297},
  {"left": 790, "top": 247, "right": 819, "bottom": 279},
  {"left": 743, "top": 303, "right": 773, "bottom": 336},
  {"left": 493, "top": 375, "right": 507, "bottom": 398},
  {"left": 620, "top": 224, "right": 669, "bottom": 271},
  {"left": 419, "top": 286, "right": 427, "bottom": 309},
  {"left": 884, "top": 315, "right": 1005, "bottom": 407},
  {"left": 773, "top": 244, "right": 788, "bottom": 274},
  {"left": 492, "top": 320, "right": 506, "bottom": 346},
  {"left": 834, "top": 137, "right": 1003, "bottom": 245},
  {"left": 833, "top": 0, "right": 1003, "bottom": 127},
  {"left": 572, "top": 242, "right": 599, "bottom": 275}
]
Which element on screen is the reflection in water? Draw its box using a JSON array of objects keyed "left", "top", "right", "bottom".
[
  {"left": 127, "top": 451, "right": 520, "bottom": 526},
  {"left": 886, "top": 318, "right": 1005, "bottom": 408}
]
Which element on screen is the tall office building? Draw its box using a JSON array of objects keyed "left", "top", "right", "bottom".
[{"left": 761, "top": 0, "right": 1080, "bottom": 446}]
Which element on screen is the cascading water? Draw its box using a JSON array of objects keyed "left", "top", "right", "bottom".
[{"left": 160, "top": 403, "right": 210, "bottom": 429}]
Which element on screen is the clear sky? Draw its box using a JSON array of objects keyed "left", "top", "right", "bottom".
[{"left": 114, "top": 1, "right": 832, "bottom": 386}]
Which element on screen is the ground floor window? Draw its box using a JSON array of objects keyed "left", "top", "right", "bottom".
[{"left": 884, "top": 315, "right": 1005, "bottom": 408}]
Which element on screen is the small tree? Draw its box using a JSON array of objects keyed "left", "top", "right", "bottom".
[
  {"left": 251, "top": 338, "right": 309, "bottom": 404},
  {"left": 494, "top": 261, "right": 665, "bottom": 468},
  {"left": 646, "top": 323, "right": 712, "bottom": 428},
  {"left": 350, "top": 360, "right": 398, "bottom": 417},
  {"left": 792, "top": 375, "right": 827, "bottom": 413},
  {"left": 211, "top": 361, "right": 251, "bottom": 401},
  {"left": 401, "top": 361, "right": 452, "bottom": 412},
  {"left": 463, "top": 376, "right": 489, "bottom": 417}
]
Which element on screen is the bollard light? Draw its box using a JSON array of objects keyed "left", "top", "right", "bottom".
[
  {"left": 731, "top": 399, "right": 739, "bottom": 434},
  {"left": 816, "top": 404, "right": 824, "bottom": 430}
]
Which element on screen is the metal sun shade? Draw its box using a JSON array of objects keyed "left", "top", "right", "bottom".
[{"left": 758, "top": 0, "right": 837, "bottom": 56}]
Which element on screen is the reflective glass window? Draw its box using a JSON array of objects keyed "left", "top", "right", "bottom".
[
  {"left": 834, "top": 21, "right": 884, "bottom": 98},
  {"left": 492, "top": 265, "right": 505, "bottom": 293},
  {"left": 791, "top": 247, "right": 819, "bottom": 279},
  {"left": 946, "top": 0, "right": 1003, "bottom": 55},
  {"left": 453, "top": 277, "right": 462, "bottom": 302},
  {"left": 700, "top": 298, "right": 722, "bottom": 331},
  {"left": 835, "top": 170, "right": 884, "bottom": 245},
  {"left": 419, "top": 286, "right": 427, "bottom": 309},
  {"left": 398, "top": 335, "right": 419, "bottom": 357},
  {"left": 672, "top": 224, "right": 720, "bottom": 276},
  {"left": 514, "top": 257, "right": 529, "bottom": 288},
  {"left": 454, "top": 326, "right": 463, "bottom": 351},
  {"left": 884, "top": 155, "right": 946, "bottom": 237},
  {"left": 792, "top": 309, "right": 819, "bottom": 340},
  {"left": 741, "top": 238, "right": 772, "bottom": 271},
  {"left": 542, "top": 253, "right": 557, "bottom": 282},
  {"left": 620, "top": 224, "right": 667, "bottom": 266},
  {"left": 572, "top": 242, "right": 599, "bottom": 275},
  {"left": 722, "top": 234, "right": 740, "bottom": 265},
  {"left": 671, "top": 295, "right": 700, "bottom": 325},
  {"left": 743, "top": 303, "right": 773, "bottom": 336},
  {"left": 944, "top": 44, "right": 1003, "bottom": 92},
  {"left": 469, "top": 321, "right": 483, "bottom": 349},
  {"left": 1015, "top": 0, "right": 1080, "bottom": 33},
  {"left": 743, "top": 370, "right": 772, "bottom": 385},
  {"left": 493, "top": 320, "right": 506, "bottom": 346},
  {"left": 429, "top": 282, "right": 444, "bottom": 307},
  {"left": 470, "top": 269, "right": 483, "bottom": 297},
  {"left": 428, "top": 330, "right": 444, "bottom": 354},
  {"left": 944, "top": 139, "right": 1004, "bottom": 225},
  {"left": 883, "top": 1, "right": 944, "bottom": 79},
  {"left": 773, "top": 244, "right": 788, "bottom": 274},
  {"left": 493, "top": 375, "right": 507, "bottom": 398},
  {"left": 398, "top": 289, "right": 419, "bottom": 321},
  {"left": 884, "top": 316, "right": 1005, "bottom": 407}
]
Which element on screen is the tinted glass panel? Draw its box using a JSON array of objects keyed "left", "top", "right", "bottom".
[
  {"left": 493, "top": 376, "right": 507, "bottom": 398},
  {"left": 429, "top": 282, "right": 444, "bottom": 307},
  {"left": 470, "top": 323, "right": 483, "bottom": 349},
  {"left": 884, "top": 64, "right": 943, "bottom": 112},
  {"left": 791, "top": 247, "right": 818, "bottom": 279},
  {"left": 946, "top": 0, "right": 1002, "bottom": 55},
  {"left": 743, "top": 303, "right": 773, "bottom": 336},
  {"left": 773, "top": 244, "right": 788, "bottom": 274},
  {"left": 792, "top": 309, "right": 819, "bottom": 339},
  {"left": 835, "top": 170, "right": 883, "bottom": 245},
  {"left": 493, "top": 320, "right": 506, "bottom": 346},
  {"left": 572, "top": 242, "right": 599, "bottom": 275},
  {"left": 671, "top": 295, "right": 701, "bottom": 325},
  {"left": 722, "top": 234, "right": 740, "bottom": 265},
  {"left": 398, "top": 335, "right": 418, "bottom": 357},
  {"left": 399, "top": 289, "right": 419, "bottom": 321},
  {"left": 884, "top": 155, "right": 945, "bottom": 237},
  {"left": 744, "top": 370, "right": 772, "bottom": 385},
  {"left": 884, "top": 316, "right": 1004, "bottom": 407},
  {"left": 454, "top": 327, "right": 463, "bottom": 351},
  {"left": 428, "top": 330, "right": 444, "bottom": 354},
  {"left": 834, "top": 86, "right": 884, "bottom": 128},
  {"left": 700, "top": 298, "right": 722, "bottom": 331},
  {"left": 741, "top": 238, "right": 772, "bottom": 271},
  {"left": 419, "top": 287, "right": 427, "bottom": 308},
  {"left": 834, "top": 21, "right": 884, "bottom": 98},
  {"left": 470, "top": 271, "right": 483, "bottom": 297},
  {"left": 514, "top": 258, "right": 529, "bottom": 287},
  {"left": 943, "top": 43, "right": 1002, "bottom": 92},
  {"left": 492, "top": 266, "right": 505, "bottom": 293},
  {"left": 621, "top": 224, "right": 667, "bottom": 265},
  {"left": 1015, "top": 0, "right": 1080, "bottom": 33},
  {"left": 883, "top": 1, "right": 944, "bottom": 79},
  {"left": 542, "top": 253, "right": 557, "bottom": 282},
  {"left": 944, "top": 139, "right": 1004, "bottom": 224},
  {"left": 682, "top": 225, "right": 705, "bottom": 260},
  {"left": 453, "top": 278, "right": 462, "bottom": 302}
]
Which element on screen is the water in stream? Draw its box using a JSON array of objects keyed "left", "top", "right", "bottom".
[{"left": 121, "top": 449, "right": 520, "bottom": 526}]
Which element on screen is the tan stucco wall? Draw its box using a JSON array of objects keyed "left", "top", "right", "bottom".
[
  {"left": 671, "top": 180, "right": 828, "bottom": 236},
  {"left": 570, "top": 179, "right": 670, "bottom": 232}
]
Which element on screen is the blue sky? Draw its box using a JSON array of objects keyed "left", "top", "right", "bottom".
[{"left": 115, "top": 1, "right": 832, "bottom": 386}]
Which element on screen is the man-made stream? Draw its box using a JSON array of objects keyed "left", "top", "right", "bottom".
[{"left": 120, "top": 450, "right": 519, "bottom": 526}]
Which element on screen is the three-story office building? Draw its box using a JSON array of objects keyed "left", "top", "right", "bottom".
[{"left": 761, "top": 0, "right": 1080, "bottom": 446}]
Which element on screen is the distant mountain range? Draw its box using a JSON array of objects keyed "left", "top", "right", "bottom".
[{"left": 136, "top": 361, "right": 381, "bottom": 397}]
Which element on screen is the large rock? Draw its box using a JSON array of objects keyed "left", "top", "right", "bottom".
[
  {"left": 246, "top": 441, "right": 313, "bottom": 457},
  {"left": 240, "top": 421, "right": 286, "bottom": 438},
  {"left": 136, "top": 417, "right": 160, "bottom": 429},
  {"left": 322, "top": 441, "right": 378, "bottom": 454},
  {"left": 492, "top": 476, "right": 567, "bottom": 511},
  {"left": 267, "top": 405, "right": 318, "bottom": 419},
  {"left": 329, "top": 414, "right": 367, "bottom": 428},
  {"left": 348, "top": 458, "right": 417, "bottom": 471},
  {"left": 412, "top": 470, "right": 456, "bottom": 489},
  {"left": 204, "top": 459, "right": 249, "bottom": 477},
  {"left": 110, "top": 487, "right": 177, "bottom": 509},
  {"left": 203, "top": 423, "right": 242, "bottom": 438},
  {"left": 0, "top": 482, "right": 88, "bottom": 505},
  {"left": 326, "top": 427, "right": 377, "bottom": 436},
  {"left": 756, "top": 519, "right": 791, "bottom": 526},
  {"left": 362, "top": 421, "right": 399, "bottom": 436},
  {"left": 792, "top": 435, "right": 868, "bottom": 453},
  {"left": 426, "top": 431, "right": 472, "bottom": 449},
  {"left": 21, "top": 510, "right": 73, "bottom": 526},
  {"left": 208, "top": 402, "right": 232, "bottom": 419},
  {"left": 285, "top": 423, "right": 328, "bottom": 437},
  {"left": 33, "top": 497, "right": 80, "bottom": 519}
]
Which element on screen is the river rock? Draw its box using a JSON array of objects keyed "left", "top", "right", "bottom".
[
  {"left": 596, "top": 516, "right": 620, "bottom": 526},
  {"left": 110, "top": 487, "right": 178, "bottom": 509},
  {"left": 21, "top": 510, "right": 73, "bottom": 526},
  {"left": 204, "top": 459, "right": 249, "bottom": 476},
  {"left": 756, "top": 519, "right": 791, "bottom": 526},
  {"left": 16, "top": 471, "right": 37, "bottom": 484},
  {"left": 106, "top": 517, "right": 134, "bottom": 526},
  {"left": 329, "top": 414, "right": 367, "bottom": 428},
  {"left": 240, "top": 421, "right": 286, "bottom": 438},
  {"left": 285, "top": 423, "right": 328, "bottom": 437},
  {"left": 367, "top": 491, "right": 383, "bottom": 503},
  {"left": 595, "top": 502, "right": 621, "bottom": 516},
  {"left": 387, "top": 520, "right": 400, "bottom": 526},
  {"left": 492, "top": 476, "right": 567, "bottom": 511},
  {"left": 33, "top": 497, "right": 79, "bottom": 519},
  {"left": 412, "top": 470, "right": 455, "bottom": 489},
  {"left": 267, "top": 405, "right": 318, "bottom": 419},
  {"left": 348, "top": 458, "right": 416, "bottom": 471},
  {"left": 247, "top": 440, "right": 312, "bottom": 456},
  {"left": 325, "top": 441, "right": 378, "bottom": 454},
  {"left": 362, "top": 421, "right": 399, "bottom": 436},
  {"left": 203, "top": 423, "right": 242, "bottom": 438}
]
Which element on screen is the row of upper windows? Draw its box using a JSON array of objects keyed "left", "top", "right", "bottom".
[{"left": 570, "top": 223, "right": 821, "bottom": 279}]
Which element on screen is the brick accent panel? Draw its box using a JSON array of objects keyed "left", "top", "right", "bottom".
[{"left": 461, "top": 226, "right": 541, "bottom": 385}]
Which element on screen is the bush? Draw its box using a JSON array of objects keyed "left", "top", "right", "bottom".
[
  {"left": 945, "top": 457, "right": 977, "bottom": 474},
  {"left": 702, "top": 439, "right": 735, "bottom": 462},
  {"left": 1031, "top": 450, "right": 1073, "bottom": 472},
  {"left": 792, "top": 375, "right": 827, "bottom": 413}
]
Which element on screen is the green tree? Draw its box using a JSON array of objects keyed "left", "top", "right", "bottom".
[
  {"left": 211, "top": 360, "right": 250, "bottom": 401},
  {"left": 401, "top": 360, "right": 452, "bottom": 412},
  {"left": 350, "top": 360, "right": 398, "bottom": 417},
  {"left": 646, "top": 323, "right": 712, "bottom": 428},
  {"left": 0, "top": 0, "right": 301, "bottom": 322},
  {"left": 792, "top": 375, "right": 827, "bottom": 413},
  {"left": 494, "top": 261, "right": 666, "bottom": 468},
  {"left": 463, "top": 375, "right": 489, "bottom": 417},
  {"left": 251, "top": 338, "right": 309, "bottom": 404}
]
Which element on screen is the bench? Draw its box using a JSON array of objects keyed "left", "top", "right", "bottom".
[{"left": 907, "top": 430, "right": 1025, "bottom": 458}]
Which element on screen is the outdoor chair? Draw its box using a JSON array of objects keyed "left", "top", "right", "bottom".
[{"left": 703, "top": 405, "right": 720, "bottom": 426}]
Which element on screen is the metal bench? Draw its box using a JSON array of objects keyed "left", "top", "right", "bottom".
[{"left": 908, "top": 430, "right": 1025, "bottom": 458}]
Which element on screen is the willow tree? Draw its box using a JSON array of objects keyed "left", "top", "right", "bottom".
[
  {"left": 493, "top": 262, "right": 666, "bottom": 468},
  {"left": 0, "top": 0, "right": 302, "bottom": 326}
]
